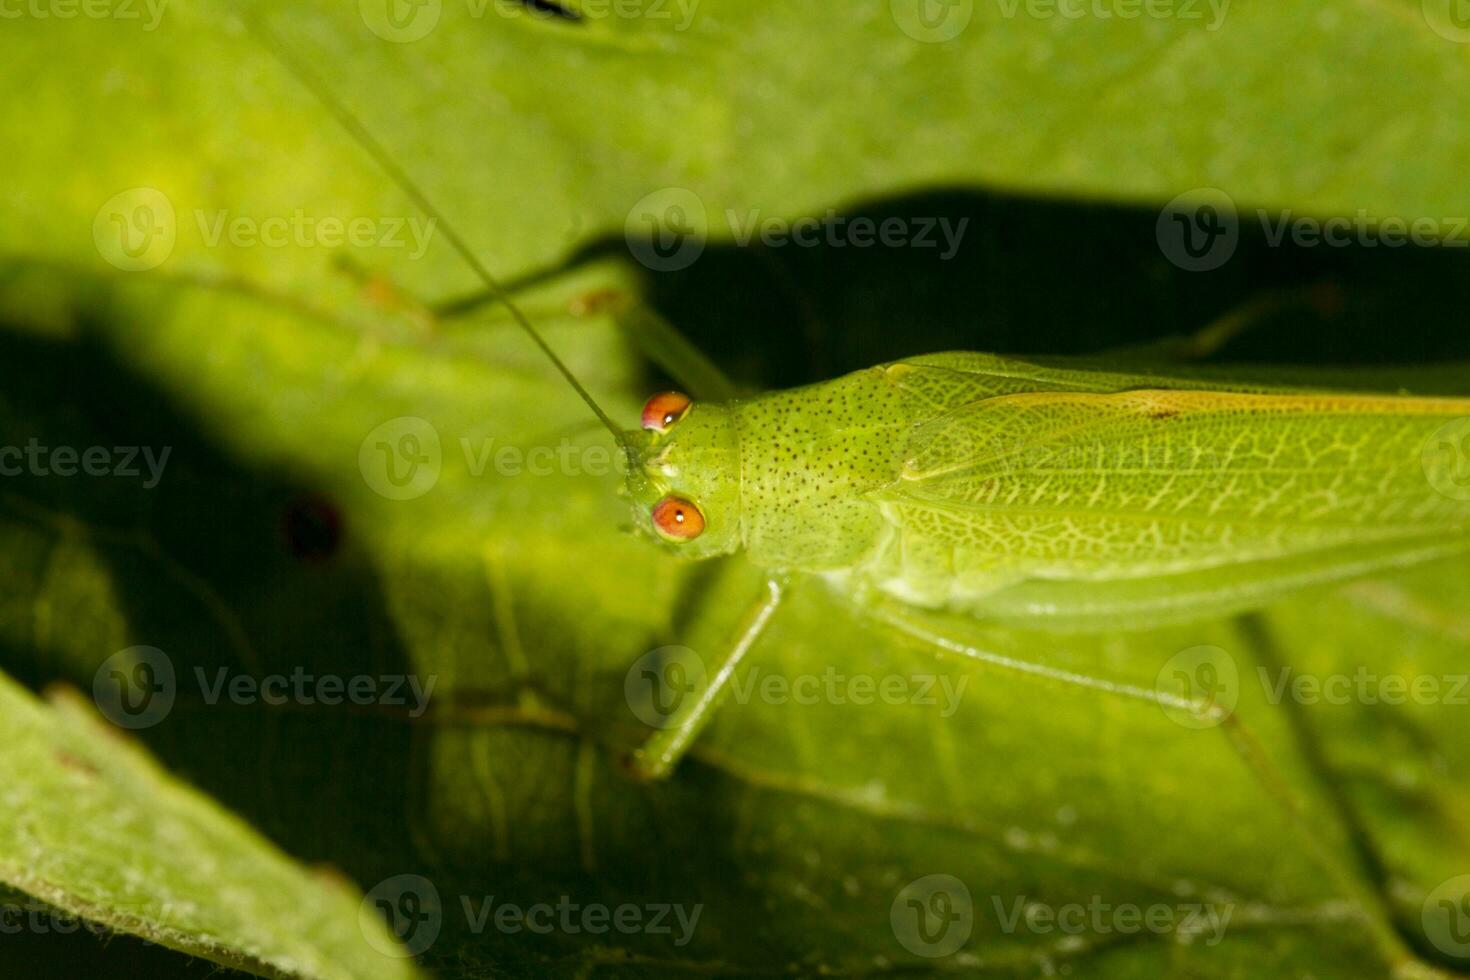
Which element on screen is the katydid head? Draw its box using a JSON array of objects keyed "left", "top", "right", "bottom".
[
  {"left": 624, "top": 393, "right": 742, "bottom": 560},
  {"left": 243, "top": 17, "right": 742, "bottom": 563}
]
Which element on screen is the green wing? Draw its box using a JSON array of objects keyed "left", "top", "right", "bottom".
[
  {"left": 895, "top": 350, "right": 1470, "bottom": 397},
  {"left": 870, "top": 379, "right": 1470, "bottom": 626}
]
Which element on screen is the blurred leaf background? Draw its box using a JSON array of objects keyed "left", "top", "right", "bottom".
[{"left": 2, "top": 0, "right": 1470, "bottom": 977}]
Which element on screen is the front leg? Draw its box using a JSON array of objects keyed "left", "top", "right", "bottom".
[{"left": 626, "top": 575, "right": 789, "bottom": 780}]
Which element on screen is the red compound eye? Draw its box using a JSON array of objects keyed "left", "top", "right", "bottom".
[
  {"left": 651, "top": 496, "right": 705, "bottom": 541},
  {"left": 641, "top": 391, "right": 692, "bottom": 432}
]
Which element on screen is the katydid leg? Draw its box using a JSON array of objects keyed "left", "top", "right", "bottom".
[
  {"left": 1109, "top": 281, "right": 1340, "bottom": 362},
  {"left": 628, "top": 575, "right": 788, "bottom": 780},
  {"left": 861, "top": 598, "right": 1421, "bottom": 975},
  {"left": 587, "top": 290, "right": 741, "bottom": 402}
]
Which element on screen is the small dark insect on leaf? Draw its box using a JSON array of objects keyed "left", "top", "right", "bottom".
[
  {"left": 521, "top": 0, "right": 583, "bottom": 21},
  {"left": 281, "top": 494, "right": 344, "bottom": 563}
]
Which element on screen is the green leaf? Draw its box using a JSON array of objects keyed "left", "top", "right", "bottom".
[
  {"left": 0, "top": 673, "right": 423, "bottom": 979},
  {"left": 3, "top": 2, "right": 1470, "bottom": 978},
  {"left": 8, "top": 0, "right": 1470, "bottom": 302}
]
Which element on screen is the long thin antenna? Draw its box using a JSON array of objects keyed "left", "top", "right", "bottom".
[{"left": 244, "top": 14, "right": 625, "bottom": 441}]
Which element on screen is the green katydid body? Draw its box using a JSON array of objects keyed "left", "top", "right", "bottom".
[
  {"left": 245, "top": 16, "right": 1470, "bottom": 636},
  {"left": 628, "top": 352, "right": 1470, "bottom": 630}
]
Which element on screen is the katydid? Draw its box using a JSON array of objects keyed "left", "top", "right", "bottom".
[
  {"left": 621, "top": 355, "right": 1470, "bottom": 773},
  {"left": 250, "top": 18, "right": 1470, "bottom": 972}
]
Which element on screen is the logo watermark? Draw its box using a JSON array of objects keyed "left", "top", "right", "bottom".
[
  {"left": 0, "top": 901, "right": 137, "bottom": 937},
  {"left": 890, "top": 876, "right": 1234, "bottom": 959},
  {"left": 625, "top": 188, "right": 970, "bottom": 272},
  {"left": 994, "top": 0, "right": 1229, "bottom": 30},
  {"left": 0, "top": 440, "right": 170, "bottom": 487},
  {"left": 194, "top": 210, "right": 435, "bottom": 259},
  {"left": 1158, "top": 188, "right": 1470, "bottom": 271},
  {"left": 93, "top": 646, "right": 175, "bottom": 730},
  {"left": 94, "top": 189, "right": 439, "bottom": 272},
  {"left": 1423, "top": 0, "right": 1470, "bottom": 43},
  {"left": 0, "top": 0, "right": 167, "bottom": 30},
  {"left": 460, "top": 435, "right": 620, "bottom": 479},
  {"left": 1259, "top": 666, "right": 1470, "bottom": 707},
  {"left": 891, "top": 874, "right": 973, "bottom": 957},
  {"left": 361, "top": 874, "right": 443, "bottom": 958},
  {"left": 92, "top": 647, "right": 437, "bottom": 730},
  {"left": 625, "top": 645, "right": 706, "bottom": 729},
  {"left": 1423, "top": 417, "right": 1470, "bottom": 501},
  {"left": 93, "top": 187, "right": 176, "bottom": 272},
  {"left": 361, "top": 874, "right": 701, "bottom": 957},
  {"left": 1424, "top": 875, "right": 1470, "bottom": 959},
  {"left": 990, "top": 893, "right": 1232, "bottom": 945},
  {"left": 1156, "top": 188, "right": 1238, "bottom": 272},
  {"left": 725, "top": 210, "right": 968, "bottom": 260},
  {"left": 1253, "top": 210, "right": 1470, "bottom": 251},
  {"left": 1154, "top": 645, "right": 1239, "bottom": 729},
  {"left": 1155, "top": 644, "right": 1470, "bottom": 729},
  {"left": 624, "top": 647, "right": 968, "bottom": 729},
  {"left": 360, "top": 417, "right": 443, "bottom": 501},
  {"left": 625, "top": 187, "right": 708, "bottom": 272},
  {"left": 890, "top": 0, "right": 973, "bottom": 42},
  {"left": 358, "top": 417, "right": 623, "bottom": 501}
]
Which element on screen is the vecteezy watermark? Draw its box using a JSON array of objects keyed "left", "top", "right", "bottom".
[
  {"left": 358, "top": 417, "right": 623, "bottom": 501},
  {"left": 91, "top": 647, "right": 437, "bottom": 730},
  {"left": 933, "top": 422, "right": 1256, "bottom": 483},
  {"left": 990, "top": 894, "right": 1233, "bottom": 946},
  {"left": 890, "top": 0, "right": 973, "bottom": 42},
  {"left": 1154, "top": 642, "right": 1470, "bottom": 728},
  {"left": 1423, "top": 417, "right": 1470, "bottom": 501},
  {"left": 358, "top": 0, "right": 443, "bottom": 41},
  {"left": 891, "top": 874, "right": 974, "bottom": 957},
  {"left": 890, "top": 876, "right": 1234, "bottom": 959},
  {"left": 93, "top": 188, "right": 440, "bottom": 272},
  {"left": 0, "top": 440, "right": 170, "bottom": 488},
  {"left": 1256, "top": 211, "right": 1470, "bottom": 250},
  {"left": 194, "top": 210, "right": 436, "bottom": 259},
  {"left": 724, "top": 666, "right": 968, "bottom": 718},
  {"left": 1155, "top": 188, "right": 1239, "bottom": 272},
  {"left": 1154, "top": 645, "right": 1239, "bottom": 729},
  {"left": 460, "top": 895, "right": 701, "bottom": 946},
  {"left": 1259, "top": 666, "right": 1470, "bottom": 707},
  {"left": 1158, "top": 188, "right": 1470, "bottom": 272},
  {"left": 0, "top": 901, "right": 133, "bottom": 937},
  {"left": 360, "top": 874, "right": 702, "bottom": 958},
  {"left": 1423, "top": 0, "right": 1470, "bottom": 43},
  {"left": 460, "top": 436, "right": 621, "bottom": 479},
  {"left": 359, "top": 0, "right": 700, "bottom": 42},
  {"left": 361, "top": 874, "right": 443, "bottom": 958},
  {"left": 725, "top": 210, "right": 969, "bottom": 261},
  {"left": 92, "top": 646, "right": 176, "bottom": 730},
  {"left": 994, "top": 0, "right": 1229, "bottom": 29},
  {"left": 623, "top": 647, "right": 968, "bottom": 729},
  {"left": 625, "top": 187, "right": 970, "bottom": 272},
  {"left": 624, "top": 645, "right": 705, "bottom": 729},
  {"left": 0, "top": 0, "right": 167, "bottom": 30},
  {"left": 624, "top": 187, "right": 709, "bottom": 272},
  {"left": 93, "top": 187, "right": 176, "bottom": 272},
  {"left": 981, "top": 438, "right": 1246, "bottom": 476},
  {"left": 359, "top": 417, "right": 443, "bottom": 500},
  {"left": 1423, "top": 875, "right": 1470, "bottom": 959}
]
